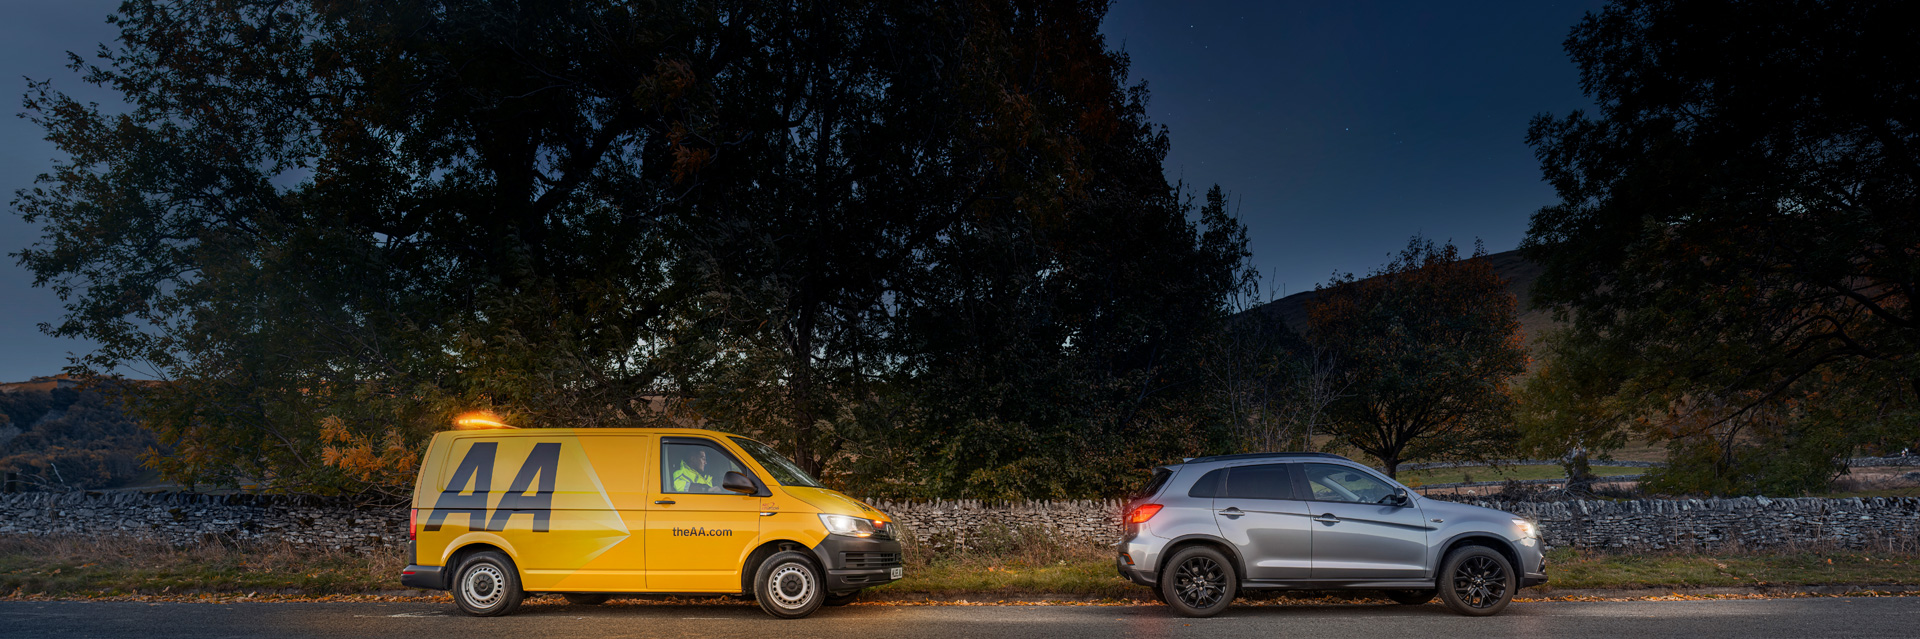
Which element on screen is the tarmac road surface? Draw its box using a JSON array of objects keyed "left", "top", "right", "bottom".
[{"left": 3, "top": 597, "right": 1918, "bottom": 638}]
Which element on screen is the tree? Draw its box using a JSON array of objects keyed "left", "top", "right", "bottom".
[
  {"left": 14, "top": 0, "right": 1254, "bottom": 497},
  {"left": 1306, "top": 238, "right": 1527, "bottom": 477},
  {"left": 1513, "top": 327, "right": 1634, "bottom": 492},
  {"left": 1522, "top": 0, "right": 1920, "bottom": 493}
]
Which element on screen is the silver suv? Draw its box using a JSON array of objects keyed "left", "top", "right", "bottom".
[{"left": 1116, "top": 452, "right": 1546, "bottom": 617}]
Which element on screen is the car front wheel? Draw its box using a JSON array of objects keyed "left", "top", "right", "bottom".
[
  {"left": 1437, "top": 546, "right": 1515, "bottom": 616},
  {"left": 1158, "top": 546, "right": 1237, "bottom": 617}
]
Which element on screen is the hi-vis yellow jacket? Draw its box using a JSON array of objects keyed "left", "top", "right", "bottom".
[{"left": 407, "top": 427, "right": 896, "bottom": 594}]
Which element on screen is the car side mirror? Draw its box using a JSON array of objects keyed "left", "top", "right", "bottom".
[
  {"left": 722, "top": 471, "right": 757, "bottom": 495},
  {"left": 1386, "top": 488, "right": 1410, "bottom": 506}
]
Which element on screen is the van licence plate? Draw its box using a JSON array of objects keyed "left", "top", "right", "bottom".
[{"left": 890, "top": 567, "right": 904, "bottom": 580}]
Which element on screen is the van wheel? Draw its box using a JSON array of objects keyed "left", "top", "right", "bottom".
[
  {"left": 1438, "top": 546, "right": 1515, "bottom": 616},
  {"left": 563, "top": 593, "right": 611, "bottom": 605},
  {"left": 1385, "top": 589, "right": 1436, "bottom": 605},
  {"left": 753, "top": 550, "right": 824, "bottom": 619},
  {"left": 1158, "top": 546, "right": 1236, "bottom": 617},
  {"left": 451, "top": 551, "right": 525, "bottom": 617}
]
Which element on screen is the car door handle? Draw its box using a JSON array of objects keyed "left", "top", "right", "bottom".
[
  {"left": 1219, "top": 507, "right": 1244, "bottom": 516},
  {"left": 1314, "top": 513, "right": 1340, "bottom": 523},
  {"left": 654, "top": 499, "right": 676, "bottom": 505}
]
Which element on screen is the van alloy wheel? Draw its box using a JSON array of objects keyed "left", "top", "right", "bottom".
[
  {"left": 1452, "top": 555, "right": 1508, "bottom": 609},
  {"left": 1174, "top": 556, "right": 1226, "bottom": 609}
]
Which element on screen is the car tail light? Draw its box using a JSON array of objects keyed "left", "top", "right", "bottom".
[
  {"left": 410, "top": 508, "right": 418, "bottom": 541},
  {"left": 1127, "top": 503, "right": 1163, "bottom": 524}
]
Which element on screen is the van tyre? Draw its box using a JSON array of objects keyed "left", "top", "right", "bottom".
[
  {"left": 1159, "top": 546, "right": 1236, "bottom": 618},
  {"left": 1437, "top": 546, "right": 1514, "bottom": 616},
  {"left": 753, "top": 550, "right": 824, "bottom": 619},
  {"left": 1385, "top": 589, "right": 1436, "bottom": 605},
  {"left": 451, "top": 551, "right": 525, "bottom": 617},
  {"left": 563, "top": 593, "right": 611, "bottom": 605}
]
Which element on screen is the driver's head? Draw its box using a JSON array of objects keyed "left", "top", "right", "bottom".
[{"left": 691, "top": 449, "right": 707, "bottom": 472}]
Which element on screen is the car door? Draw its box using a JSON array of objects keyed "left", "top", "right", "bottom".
[
  {"left": 1298, "top": 462, "right": 1429, "bottom": 580},
  {"left": 1207, "top": 463, "right": 1313, "bottom": 580},
  {"left": 644, "top": 436, "right": 766, "bottom": 592}
]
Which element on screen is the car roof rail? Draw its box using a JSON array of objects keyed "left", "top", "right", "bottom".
[{"left": 1179, "top": 451, "right": 1352, "bottom": 465}]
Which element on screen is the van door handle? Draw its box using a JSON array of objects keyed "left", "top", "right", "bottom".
[
  {"left": 1314, "top": 513, "right": 1340, "bottom": 523},
  {"left": 654, "top": 499, "right": 676, "bottom": 505}
]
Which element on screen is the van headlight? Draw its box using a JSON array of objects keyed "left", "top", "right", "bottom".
[
  {"left": 819, "top": 513, "right": 879, "bottom": 538},
  {"left": 1512, "top": 518, "right": 1538, "bottom": 539}
]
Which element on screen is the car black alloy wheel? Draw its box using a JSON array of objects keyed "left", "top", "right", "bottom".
[
  {"left": 1175, "top": 556, "right": 1227, "bottom": 609},
  {"left": 1453, "top": 555, "right": 1508, "bottom": 609}
]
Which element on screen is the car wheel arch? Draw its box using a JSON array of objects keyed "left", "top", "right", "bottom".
[
  {"left": 1158, "top": 535, "right": 1247, "bottom": 583},
  {"left": 1436, "top": 533, "right": 1520, "bottom": 580}
]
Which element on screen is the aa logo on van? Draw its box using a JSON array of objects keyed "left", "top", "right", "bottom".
[{"left": 424, "top": 442, "right": 561, "bottom": 532}]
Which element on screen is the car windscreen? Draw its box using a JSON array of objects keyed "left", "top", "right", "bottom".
[{"left": 730, "top": 437, "right": 824, "bottom": 488}]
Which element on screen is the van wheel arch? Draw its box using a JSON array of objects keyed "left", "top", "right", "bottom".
[
  {"left": 447, "top": 542, "right": 512, "bottom": 576},
  {"left": 741, "top": 539, "right": 817, "bottom": 596}
]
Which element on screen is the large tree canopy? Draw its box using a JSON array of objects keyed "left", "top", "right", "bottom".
[
  {"left": 14, "top": 0, "right": 1254, "bottom": 497},
  {"left": 1522, "top": 0, "right": 1920, "bottom": 493}
]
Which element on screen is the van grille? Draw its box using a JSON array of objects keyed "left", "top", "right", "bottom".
[{"left": 842, "top": 552, "right": 902, "bottom": 569}]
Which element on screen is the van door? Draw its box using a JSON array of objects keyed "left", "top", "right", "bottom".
[
  {"left": 1298, "top": 462, "right": 1429, "bottom": 580},
  {"left": 644, "top": 436, "right": 766, "bottom": 592},
  {"left": 1208, "top": 463, "right": 1312, "bottom": 580}
]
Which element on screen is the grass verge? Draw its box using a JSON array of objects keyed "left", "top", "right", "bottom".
[{"left": 0, "top": 536, "right": 403, "bottom": 597}]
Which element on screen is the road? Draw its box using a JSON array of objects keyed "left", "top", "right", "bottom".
[{"left": 3, "top": 597, "right": 1917, "bottom": 638}]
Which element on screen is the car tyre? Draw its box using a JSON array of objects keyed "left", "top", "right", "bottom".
[
  {"left": 823, "top": 590, "right": 862, "bottom": 606},
  {"left": 1158, "top": 546, "right": 1237, "bottom": 618},
  {"left": 1385, "top": 589, "right": 1436, "bottom": 605},
  {"left": 563, "top": 593, "right": 611, "bottom": 605},
  {"left": 753, "top": 550, "right": 825, "bottom": 619},
  {"left": 1437, "top": 546, "right": 1515, "bottom": 616},
  {"left": 451, "top": 550, "right": 526, "bottom": 617}
]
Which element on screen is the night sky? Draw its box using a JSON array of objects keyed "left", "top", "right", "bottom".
[{"left": 0, "top": 0, "right": 1602, "bottom": 382}]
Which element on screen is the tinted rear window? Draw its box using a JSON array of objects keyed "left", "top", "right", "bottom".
[
  {"left": 1134, "top": 468, "right": 1175, "bottom": 499},
  {"left": 1188, "top": 468, "right": 1227, "bottom": 498},
  {"left": 1224, "top": 464, "right": 1295, "bottom": 500}
]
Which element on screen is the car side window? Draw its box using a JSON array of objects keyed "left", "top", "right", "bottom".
[
  {"left": 1188, "top": 468, "right": 1227, "bottom": 498},
  {"left": 1303, "top": 463, "right": 1397, "bottom": 504},
  {"left": 661, "top": 440, "right": 750, "bottom": 494},
  {"left": 1223, "top": 464, "right": 1295, "bottom": 500}
]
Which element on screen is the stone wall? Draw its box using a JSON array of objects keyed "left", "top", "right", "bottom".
[
  {"left": 4, "top": 491, "right": 1917, "bottom": 555},
  {"left": 0, "top": 492, "right": 407, "bottom": 551}
]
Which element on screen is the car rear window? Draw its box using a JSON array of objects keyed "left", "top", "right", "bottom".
[
  {"left": 1134, "top": 467, "right": 1175, "bottom": 499},
  {"left": 1223, "top": 464, "right": 1296, "bottom": 500},
  {"left": 1188, "top": 468, "right": 1226, "bottom": 498}
]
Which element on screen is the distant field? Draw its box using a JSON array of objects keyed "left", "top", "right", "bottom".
[{"left": 1394, "top": 464, "right": 1641, "bottom": 486}]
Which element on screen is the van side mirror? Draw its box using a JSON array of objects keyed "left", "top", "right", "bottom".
[{"left": 722, "top": 471, "right": 757, "bottom": 495}]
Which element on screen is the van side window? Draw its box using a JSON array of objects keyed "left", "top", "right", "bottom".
[
  {"left": 661, "top": 440, "right": 750, "bottom": 494},
  {"left": 1223, "top": 464, "right": 1295, "bottom": 500}
]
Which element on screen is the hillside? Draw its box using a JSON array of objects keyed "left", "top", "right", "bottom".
[{"left": 1247, "top": 248, "right": 1562, "bottom": 350}]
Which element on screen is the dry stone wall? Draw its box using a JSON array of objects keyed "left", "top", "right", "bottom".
[
  {"left": 4, "top": 491, "right": 1917, "bottom": 555},
  {"left": 0, "top": 492, "right": 407, "bottom": 550}
]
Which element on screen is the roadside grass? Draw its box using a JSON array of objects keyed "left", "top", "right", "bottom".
[
  {"left": 1395, "top": 464, "right": 1641, "bottom": 487},
  {"left": 6, "top": 532, "right": 1918, "bottom": 600},
  {"left": 0, "top": 536, "right": 403, "bottom": 597}
]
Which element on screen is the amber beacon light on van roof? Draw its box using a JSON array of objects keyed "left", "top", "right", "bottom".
[{"left": 453, "top": 412, "right": 516, "bottom": 430}]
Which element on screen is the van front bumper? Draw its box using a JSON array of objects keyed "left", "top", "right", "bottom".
[
  {"left": 401, "top": 565, "right": 445, "bottom": 591},
  {"left": 811, "top": 533, "right": 905, "bottom": 594}
]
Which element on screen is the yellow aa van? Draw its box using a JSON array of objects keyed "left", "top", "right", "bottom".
[{"left": 399, "top": 423, "right": 903, "bottom": 618}]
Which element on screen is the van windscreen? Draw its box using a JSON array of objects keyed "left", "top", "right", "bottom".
[{"left": 730, "top": 437, "right": 824, "bottom": 488}]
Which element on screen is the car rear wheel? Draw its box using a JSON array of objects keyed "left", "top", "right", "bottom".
[
  {"left": 1385, "top": 589, "right": 1436, "bottom": 605},
  {"left": 563, "top": 593, "right": 611, "bottom": 605},
  {"left": 1437, "top": 546, "right": 1515, "bottom": 616},
  {"left": 753, "top": 550, "right": 825, "bottom": 619},
  {"left": 1158, "top": 546, "right": 1236, "bottom": 617},
  {"left": 451, "top": 551, "right": 525, "bottom": 617}
]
